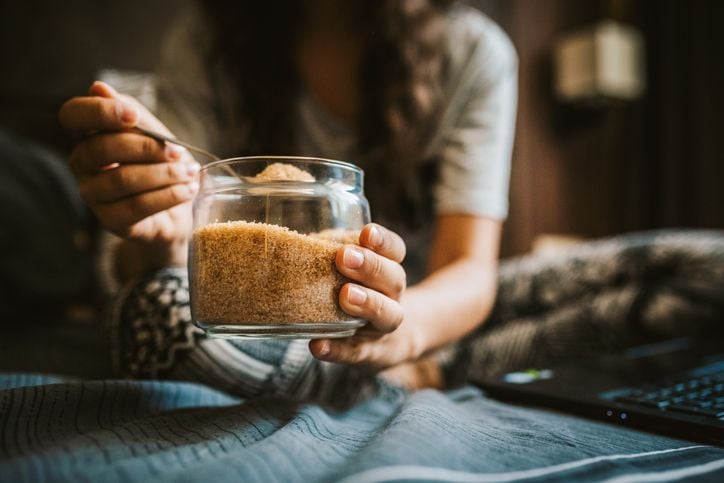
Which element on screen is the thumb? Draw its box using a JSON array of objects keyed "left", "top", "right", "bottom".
[{"left": 88, "top": 80, "right": 119, "bottom": 99}]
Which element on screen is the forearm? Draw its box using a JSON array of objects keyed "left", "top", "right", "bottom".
[
  {"left": 402, "top": 257, "right": 498, "bottom": 358},
  {"left": 115, "top": 238, "right": 188, "bottom": 284}
]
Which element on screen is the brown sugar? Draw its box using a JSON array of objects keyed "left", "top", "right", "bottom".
[
  {"left": 252, "top": 162, "right": 315, "bottom": 182},
  {"left": 310, "top": 228, "right": 361, "bottom": 245},
  {"left": 192, "top": 221, "right": 353, "bottom": 325}
]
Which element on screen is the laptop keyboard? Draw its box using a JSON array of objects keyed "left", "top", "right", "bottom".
[{"left": 614, "top": 371, "right": 724, "bottom": 419}]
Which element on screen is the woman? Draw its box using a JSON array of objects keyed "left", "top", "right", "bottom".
[{"left": 58, "top": 0, "right": 517, "bottom": 398}]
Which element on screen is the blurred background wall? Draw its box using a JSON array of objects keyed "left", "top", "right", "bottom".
[
  {"left": 490, "top": 0, "right": 724, "bottom": 256},
  {"left": 1, "top": 0, "right": 722, "bottom": 257}
]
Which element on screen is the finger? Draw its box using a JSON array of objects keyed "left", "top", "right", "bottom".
[
  {"left": 351, "top": 324, "right": 386, "bottom": 339},
  {"left": 69, "top": 132, "right": 186, "bottom": 176},
  {"left": 59, "top": 96, "right": 139, "bottom": 137},
  {"left": 88, "top": 80, "right": 118, "bottom": 98},
  {"left": 336, "top": 245, "right": 406, "bottom": 299},
  {"left": 94, "top": 182, "right": 198, "bottom": 236},
  {"left": 359, "top": 223, "right": 406, "bottom": 263},
  {"left": 309, "top": 338, "right": 373, "bottom": 366},
  {"left": 79, "top": 160, "right": 200, "bottom": 204},
  {"left": 339, "top": 283, "right": 404, "bottom": 333},
  {"left": 91, "top": 81, "right": 174, "bottom": 136}
]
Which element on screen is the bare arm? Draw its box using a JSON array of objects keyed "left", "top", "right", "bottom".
[{"left": 404, "top": 214, "right": 500, "bottom": 356}]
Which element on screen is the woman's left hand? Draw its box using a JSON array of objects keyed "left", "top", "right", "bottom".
[{"left": 309, "top": 223, "right": 422, "bottom": 370}]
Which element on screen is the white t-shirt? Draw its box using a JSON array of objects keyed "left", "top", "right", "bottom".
[{"left": 155, "top": 4, "right": 517, "bottom": 280}]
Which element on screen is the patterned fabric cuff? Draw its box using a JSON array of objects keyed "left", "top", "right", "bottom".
[{"left": 110, "top": 267, "right": 204, "bottom": 378}]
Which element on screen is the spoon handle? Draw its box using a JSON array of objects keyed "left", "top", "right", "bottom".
[{"left": 134, "top": 126, "right": 221, "bottom": 162}]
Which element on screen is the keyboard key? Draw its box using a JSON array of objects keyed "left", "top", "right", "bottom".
[
  {"left": 668, "top": 404, "right": 724, "bottom": 418},
  {"left": 612, "top": 370, "right": 724, "bottom": 418},
  {"left": 615, "top": 396, "right": 670, "bottom": 409}
]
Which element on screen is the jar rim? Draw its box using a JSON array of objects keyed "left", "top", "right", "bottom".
[{"left": 201, "top": 155, "right": 363, "bottom": 175}]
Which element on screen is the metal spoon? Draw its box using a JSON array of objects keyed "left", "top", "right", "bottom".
[
  {"left": 133, "top": 127, "right": 286, "bottom": 184},
  {"left": 134, "top": 126, "right": 248, "bottom": 182},
  {"left": 134, "top": 126, "right": 222, "bottom": 162}
]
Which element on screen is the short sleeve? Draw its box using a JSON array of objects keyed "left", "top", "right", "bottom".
[{"left": 430, "top": 8, "right": 518, "bottom": 220}]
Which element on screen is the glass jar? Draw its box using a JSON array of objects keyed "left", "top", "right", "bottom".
[{"left": 190, "top": 156, "right": 370, "bottom": 339}]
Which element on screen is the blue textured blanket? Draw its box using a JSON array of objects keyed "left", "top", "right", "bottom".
[{"left": 1, "top": 374, "right": 723, "bottom": 482}]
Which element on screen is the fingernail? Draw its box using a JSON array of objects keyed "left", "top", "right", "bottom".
[
  {"left": 189, "top": 181, "right": 199, "bottom": 193},
  {"left": 368, "top": 225, "right": 382, "bottom": 248},
  {"left": 116, "top": 103, "right": 138, "bottom": 126},
  {"left": 165, "top": 143, "right": 184, "bottom": 161},
  {"left": 348, "top": 285, "right": 367, "bottom": 305},
  {"left": 186, "top": 161, "right": 200, "bottom": 177},
  {"left": 318, "top": 342, "right": 331, "bottom": 356},
  {"left": 343, "top": 246, "right": 364, "bottom": 269}
]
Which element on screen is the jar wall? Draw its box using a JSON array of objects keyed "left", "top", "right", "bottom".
[{"left": 190, "top": 157, "right": 370, "bottom": 339}]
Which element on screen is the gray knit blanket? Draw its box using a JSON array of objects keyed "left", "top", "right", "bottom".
[{"left": 446, "top": 230, "right": 724, "bottom": 384}]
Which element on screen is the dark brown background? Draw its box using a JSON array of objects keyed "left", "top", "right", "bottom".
[
  {"left": 496, "top": 0, "right": 724, "bottom": 256},
  {"left": 1, "top": 0, "right": 722, "bottom": 257}
]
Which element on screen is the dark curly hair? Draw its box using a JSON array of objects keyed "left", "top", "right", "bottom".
[{"left": 201, "top": 0, "right": 455, "bottom": 225}]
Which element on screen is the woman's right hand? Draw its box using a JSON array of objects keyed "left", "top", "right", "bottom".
[{"left": 59, "top": 81, "right": 199, "bottom": 268}]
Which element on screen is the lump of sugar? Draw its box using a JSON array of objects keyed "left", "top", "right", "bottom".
[{"left": 252, "top": 162, "right": 315, "bottom": 182}]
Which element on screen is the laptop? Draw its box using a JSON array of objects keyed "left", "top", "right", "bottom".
[{"left": 472, "top": 337, "right": 724, "bottom": 445}]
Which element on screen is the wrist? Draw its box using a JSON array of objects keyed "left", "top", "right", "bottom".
[
  {"left": 115, "top": 237, "right": 188, "bottom": 283},
  {"left": 400, "top": 293, "right": 428, "bottom": 361}
]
